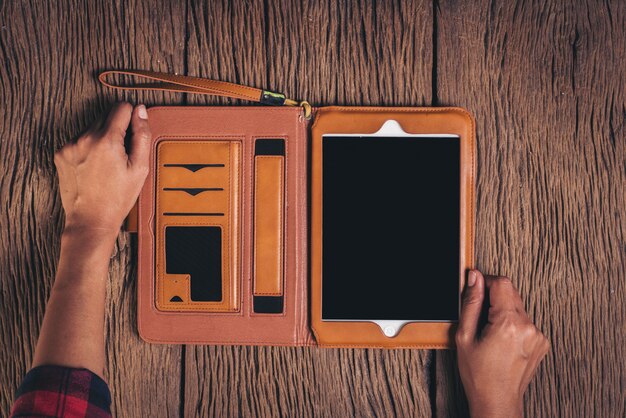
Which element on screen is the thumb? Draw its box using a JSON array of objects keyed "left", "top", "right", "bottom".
[
  {"left": 456, "top": 269, "right": 485, "bottom": 345},
  {"left": 128, "top": 104, "right": 151, "bottom": 171}
]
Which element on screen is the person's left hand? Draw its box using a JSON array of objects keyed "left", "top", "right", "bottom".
[{"left": 53, "top": 102, "right": 151, "bottom": 235}]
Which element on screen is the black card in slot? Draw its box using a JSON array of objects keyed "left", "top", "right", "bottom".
[{"left": 165, "top": 226, "right": 222, "bottom": 302}]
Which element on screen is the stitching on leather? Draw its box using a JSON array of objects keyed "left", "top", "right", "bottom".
[
  {"left": 149, "top": 107, "right": 301, "bottom": 115},
  {"left": 159, "top": 224, "right": 232, "bottom": 313},
  {"left": 249, "top": 136, "right": 290, "bottom": 318},
  {"left": 311, "top": 106, "right": 473, "bottom": 129},
  {"left": 253, "top": 155, "right": 259, "bottom": 294},
  {"left": 158, "top": 144, "right": 230, "bottom": 312},
  {"left": 143, "top": 109, "right": 468, "bottom": 346},
  {"left": 155, "top": 72, "right": 259, "bottom": 92},
  {"left": 315, "top": 344, "right": 450, "bottom": 349},
  {"left": 112, "top": 86, "right": 258, "bottom": 101},
  {"left": 107, "top": 71, "right": 261, "bottom": 101},
  {"left": 138, "top": 328, "right": 450, "bottom": 348},
  {"left": 293, "top": 120, "right": 310, "bottom": 344},
  {"left": 226, "top": 143, "right": 232, "bottom": 305},
  {"left": 282, "top": 138, "right": 289, "bottom": 313},
  {"left": 158, "top": 76, "right": 260, "bottom": 98},
  {"left": 253, "top": 156, "right": 284, "bottom": 296},
  {"left": 155, "top": 140, "right": 238, "bottom": 313},
  {"left": 156, "top": 274, "right": 192, "bottom": 306},
  {"left": 231, "top": 142, "right": 243, "bottom": 315},
  {"left": 166, "top": 77, "right": 259, "bottom": 98},
  {"left": 153, "top": 135, "right": 244, "bottom": 140},
  {"left": 278, "top": 158, "right": 284, "bottom": 295},
  {"left": 246, "top": 138, "right": 255, "bottom": 314}
]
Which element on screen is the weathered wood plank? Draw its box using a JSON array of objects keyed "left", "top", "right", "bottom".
[
  {"left": 184, "top": 0, "right": 435, "bottom": 416},
  {"left": 435, "top": 1, "right": 626, "bottom": 417},
  {"left": 4, "top": 1, "right": 623, "bottom": 417},
  {"left": 185, "top": 346, "right": 434, "bottom": 418},
  {"left": 0, "top": 1, "right": 186, "bottom": 416}
]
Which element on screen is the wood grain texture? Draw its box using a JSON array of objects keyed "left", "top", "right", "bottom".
[
  {"left": 185, "top": 347, "right": 433, "bottom": 418},
  {"left": 1, "top": 0, "right": 624, "bottom": 417},
  {"left": 0, "top": 1, "right": 186, "bottom": 416},
  {"left": 435, "top": 1, "right": 626, "bottom": 417},
  {"left": 184, "top": 0, "right": 435, "bottom": 417}
]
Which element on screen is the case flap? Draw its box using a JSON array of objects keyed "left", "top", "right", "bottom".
[
  {"left": 310, "top": 106, "right": 476, "bottom": 348},
  {"left": 137, "top": 106, "right": 312, "bottom": 345}
]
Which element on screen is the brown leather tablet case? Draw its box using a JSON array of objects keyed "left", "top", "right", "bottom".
[{"left": 100, "top": 71, "right": 475, "bottom": 348}]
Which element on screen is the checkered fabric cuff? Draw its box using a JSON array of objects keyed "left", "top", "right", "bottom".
[{"left": 10, "top": 365, "right": 111, "bottom": 418}]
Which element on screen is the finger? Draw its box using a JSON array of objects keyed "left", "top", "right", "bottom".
[
  {"left": 484, "top": 275, "right": 524, "bottom": 312},
  {"left": 456, "top": 269, "right": 485, "bottom": 345},
  {"left": 128, "top": 104, "right": 151, "bottom": 171},
  {"left": 100, "top": 102, "right": 133, "bottom": 142},
  {"left": 77, "top": 113, "right": 105, "bottom": 140}
]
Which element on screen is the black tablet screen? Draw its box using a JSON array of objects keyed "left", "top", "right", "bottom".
[{"left": 322, "top": 135, "right": 460, "bottom": 321}]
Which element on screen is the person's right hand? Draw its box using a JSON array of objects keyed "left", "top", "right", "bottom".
[{"left": 456, "top": 270, "right": 550, "bottom": 418}]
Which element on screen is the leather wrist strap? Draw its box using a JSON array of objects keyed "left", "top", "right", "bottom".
[{"left": 98, "top": 69, "right": 311, "bottom": 118}]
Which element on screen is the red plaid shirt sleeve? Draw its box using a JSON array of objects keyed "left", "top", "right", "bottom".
[{"left": 10, "top": 365, "right": 112, "bottom": 418}]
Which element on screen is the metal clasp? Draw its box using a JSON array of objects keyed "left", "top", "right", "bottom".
[
  {"left": 266, "top": 93, "right": 312, "bottom": 120},
  {"left": 284, "top": 99, "right": 312, "bottom": 120}
]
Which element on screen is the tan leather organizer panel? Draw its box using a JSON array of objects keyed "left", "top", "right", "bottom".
[{"left": 155, "top": 140, "right": 241, "bottom": 312}]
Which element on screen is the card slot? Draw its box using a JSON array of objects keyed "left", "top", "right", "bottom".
[
  {"left": 158, "top": 221, "right": 232, "bottom": 311},
  {"left": 159, "top": 169, "right": 228, "bottom": 189},
  {"left": 155, "top": 140, "right": 241, "bottom": 313},
  {"left": 163, "top": 187, "right": 224, "bottom": 196},
  {"left": 163, "top": 212, "right": 224, "bottom": 216},
  {"left": 165, "top": 226, "right": 223, "bottom": 302},
  {"left": 159, "top": 188, "right": 229, "bottom": 213},
  {"left": 254, "top": 138, "right": 285, "bottom": 156},
  {"left": 163, "top": 163, "right": 225, "bottom": 172},
  {"left": 253, "top": 296, "right": 284, "bottom": 314}
]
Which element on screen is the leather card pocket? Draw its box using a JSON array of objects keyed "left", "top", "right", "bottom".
[
  {"left": 166, "top": 226, "right": 222, "bottom": 302},
  {"left": 155, "top": 140, "right": 240, "bottom": 312}
]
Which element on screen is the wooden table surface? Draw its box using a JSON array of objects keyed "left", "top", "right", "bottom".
[{"left": 1, "top": 1, "right": 624, "bottom": 417}]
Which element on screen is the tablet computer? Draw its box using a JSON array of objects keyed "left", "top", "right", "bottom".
[{"left": 321, "top": 121, "right": 460, "bottom": 336}]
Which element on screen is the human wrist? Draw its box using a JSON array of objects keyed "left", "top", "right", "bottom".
[
  {"left": 60, "top": 225, "right": 119, "bottom": 256},
  {"left": 55, "top": 225, "right": 118, "bottom": 284},
  {"left": 61, "top": 219, "right": 121, "bottom": 243},
  {"left": 468, "top": 398, "right": 523, "bottom": 418}
]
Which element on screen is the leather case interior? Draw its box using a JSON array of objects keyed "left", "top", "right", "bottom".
[
  {"left": 138, "top": 107, "right": 313, "bottom": 345},
  {"left": 310, "top": 107, "right": 475, "bottom": 348},
  {"left": 136, "top": 106, "right": 475, "bottom": 348}
]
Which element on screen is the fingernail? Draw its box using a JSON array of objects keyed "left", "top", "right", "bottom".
[
  {"left": 137, "top": 105, "right": 148, "bottom": 120},
  {"left": 467, "top": 270, "right": 477, "bottom": 287}
]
